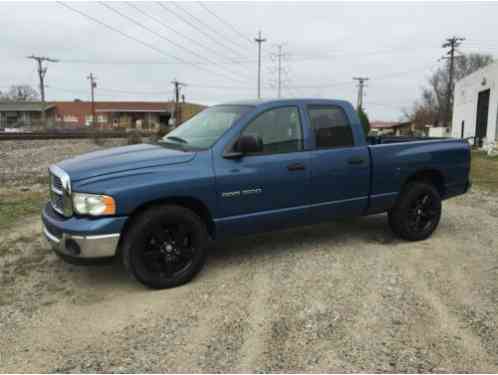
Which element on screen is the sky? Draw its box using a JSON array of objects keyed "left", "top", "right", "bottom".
[{"left": 1, "top": 1, "right": 497, "bottom": 121}]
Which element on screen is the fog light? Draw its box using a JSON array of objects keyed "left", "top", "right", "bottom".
[{"left": 65, "top": 239, "right": 81, "bottom": 255}]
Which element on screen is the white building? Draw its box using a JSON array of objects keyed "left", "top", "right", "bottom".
[{"left": 451, "top": 61, "right": 498, "bottom": 147}]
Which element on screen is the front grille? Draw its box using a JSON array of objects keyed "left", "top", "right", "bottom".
[
  {"left": 49, "top": 166, "right": 72, "bottom": 217},
  {"left": 50, "top": 190, "right": 65, "bottom": 213},
  {"left": 52, "top": 174, "right": 63, "bottom": 192}
]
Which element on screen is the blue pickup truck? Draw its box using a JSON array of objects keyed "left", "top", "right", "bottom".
[{"left": 42, "top": 99, "right": 471, "bottom": 288}]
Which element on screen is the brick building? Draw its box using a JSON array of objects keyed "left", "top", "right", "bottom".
[{"left": 0, "top": 100, "right": 205, "bottom": 130}]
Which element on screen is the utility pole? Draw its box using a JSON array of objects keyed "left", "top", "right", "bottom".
[
  {"left": 353, "top": 77, "right": 369, "bottom": 110},
  {"left": 277, "top": 44, "right": 283, "bottom": 98},
  {"left": 442, "top": 36, "right": 465, "bottom": 127},
  {"left": 87, "top": 73, "right": 97, "bottom": 128},
  {"left": 254, "top": 30, "right": 267, "bottom": 99},
  {"left": 27, "top": 55, "right": 58, "bottom": 127},
  {"left": 171, "top": 79, "right": 187, "bottom": 126}
]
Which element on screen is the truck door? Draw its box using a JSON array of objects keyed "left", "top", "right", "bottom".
[
  {"left": 213, "top": 105, "right": 311, "bottom": 235},
  {"left": 306, "top": 105, "right": 370, "bottom": 222}
]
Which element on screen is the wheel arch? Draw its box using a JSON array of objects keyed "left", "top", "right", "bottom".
[
  {"left": 119, "top": 196, "right": 216, "bottom": 250},
  {"left": 402, "top": 169, "right": 446, "bottom": 197}
]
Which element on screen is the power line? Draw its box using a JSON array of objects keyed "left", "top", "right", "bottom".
[
  {"left": 125, "top": 2, "right": 253, "bottom": 78},
  {"left": 99, "top": 2, "right": 251, "bottom": 83},
  {"left": 156, "top": 2, "right": 248, "bottom": 61},
  {"left": 45, "top": 83, "right": 254, "bottom": 96},
  {"left": 51, "top": 47, "right": 449, "bottom": 68},
  {"left": 288, "top": 45, "right": 442, "bottom": 62},
  {"left": 170, "top": 2, "right": 251, "bottom": 56},
  {"left": 56, "top": 58, "right": 256, "bottom": 65},
  {"left": 57, "top": 1, "right": 249, "bottom": 85},
  {"left": 286, "top": 64, "right": 436, "bottom": 90},
  {"left": 57, "top": 2, "right": 176, "bottom": 62},
  {"left": 197, "top": 2, "right": 253, "bottom": 45}
]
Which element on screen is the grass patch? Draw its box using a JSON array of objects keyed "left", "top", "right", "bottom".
[
  {"left": 0, "top": 191, "right": 46, "bottom": 229},
  {"left": 471, "top": 151, "right": 498, "bottom": 193}
]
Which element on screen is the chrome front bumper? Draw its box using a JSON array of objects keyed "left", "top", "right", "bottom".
[{"left": 43, "top": 224, "right": 120, "bottom": 259}]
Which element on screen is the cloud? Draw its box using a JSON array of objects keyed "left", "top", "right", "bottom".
[{"left": 1, "top": 1, "right": 496, "bottom": 120}]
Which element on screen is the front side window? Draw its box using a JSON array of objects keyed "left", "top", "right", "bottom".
[
  {"left": 162, "top": 105, "right": 252, "bottom": 149},
  {"left": 308, "top": 106, "right": 354, "bottom": 148},
  {"left": 240, "top": 106, "right": 303, "bottom": 154}
]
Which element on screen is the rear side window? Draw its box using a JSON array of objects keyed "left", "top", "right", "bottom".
[{"left": 307, "top": 106, "right": 354, "bottom": 148}]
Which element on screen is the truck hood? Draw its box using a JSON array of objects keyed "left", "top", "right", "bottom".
[{"left": 57, "top": 143, "right": 196, "bottom": 182}]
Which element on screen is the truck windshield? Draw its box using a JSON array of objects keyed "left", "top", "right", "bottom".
[{"left": 161, "top": 105, "right": 252, "bottom": 149}]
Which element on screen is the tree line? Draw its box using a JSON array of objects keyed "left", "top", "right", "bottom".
[
  {"left": 0, "top": 85, "right": 40, "bottom": 102},
  {"left": 404, "top": 53, "right": 494, "bottom": 127}
]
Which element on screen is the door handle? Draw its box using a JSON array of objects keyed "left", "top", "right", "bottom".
[
  {"left": 347, "top": 156, "right": 365, "bottom": 165},
  {"left": 287, "top": 162, "right": 306, "bottom": 171}
]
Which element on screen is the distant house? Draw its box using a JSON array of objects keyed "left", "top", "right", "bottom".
[
  {"left": 0, "top": 100, "right": 205, "bottom": 131},
  {"left": 452, "top": 60, "right": 498, "bottom": 147},
  {"left": 370, "top": 120, "right": 419, "bottom": 136},
  {"left": 0, "top": 102, "right": 55, "bottom": 129}
]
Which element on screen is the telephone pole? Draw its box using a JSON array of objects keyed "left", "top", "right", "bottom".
[
  {"left": 27, "top": 55, "right": 58, "bottom": 127},
  {"left": 277, "top": 44, "right": 283, "bottom": 98},
  {"left": 87, "top": 73, "right": 97, "bottom": 128},
  {"left": 254, "top": 30, "right": 267, "bottom": 99},
  {"left": 353, "top": 77, "right": 369, "bottom": 110},
  {"left": 171, "top": 79, "right": 187, "bottom": 126},
  {"left": 442, "top": 36, "right": 465, "bottom": 127}
]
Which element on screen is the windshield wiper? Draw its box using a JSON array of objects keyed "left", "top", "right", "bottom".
[{"left": 165, "top": 135, "right": 188, "bottom": 144}]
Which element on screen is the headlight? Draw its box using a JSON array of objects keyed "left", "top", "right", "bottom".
[{"left": 72, "top": 193, "right": 116, "bottom": 216}]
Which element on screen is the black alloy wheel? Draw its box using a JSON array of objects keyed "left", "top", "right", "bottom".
[
  {"left": 123, "top": 205, "right": 208, "bottom": 289},
  {"left": 142, "top": 223, "right": 195, "bottom": 279},
  {"left": 406, "top": 193, "right": 439, "bottom": 233},
  {"left": 388, "top": 182, "right": 442, "bottom": 241}
]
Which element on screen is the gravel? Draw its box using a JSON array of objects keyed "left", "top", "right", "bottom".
[
  {"left": 0, "top": 139, "right": 126, "bottom": 188},
  {"left": 1, "top": 187, "right": 498, "bottom": 372},
  {"left": 1, "top": 141, "right": 498, "bottom": 372}
]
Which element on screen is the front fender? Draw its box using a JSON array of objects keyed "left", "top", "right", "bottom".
[{"left": 71, "top": 151, "right": 217, "bottom": 217}]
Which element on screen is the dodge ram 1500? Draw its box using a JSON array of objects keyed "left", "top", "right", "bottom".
[{"left": 42, "top": 99, "right": 471, "bottom": 288}]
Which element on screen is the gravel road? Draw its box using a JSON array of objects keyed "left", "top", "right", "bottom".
[
  {"left": 0, "top": 139, "right": 126, "bottom": 188},
  {"left": 1, "top": 187, "right": 498, "bottom": 372}
]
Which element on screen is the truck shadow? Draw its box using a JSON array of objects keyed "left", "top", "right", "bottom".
[
  {"left": 208, "top": 213, "right": 401, "bottom": 264},
  {"left": 52, "top": 213, "right": 401, "bottom": 292}
]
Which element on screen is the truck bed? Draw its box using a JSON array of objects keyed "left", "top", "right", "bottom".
[
  {"left": 364, "top": 135, "right": 470, "bottom": 214},
  {"left": 367, "top": 135, "right": 447, "bottom": 145}
]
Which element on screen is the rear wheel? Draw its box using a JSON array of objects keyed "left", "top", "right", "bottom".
[
  {"left": 122, "top": 205, "right": 208, "bottom": 289},
  {"left": 388, "top": 182, "right": 442, "bottom": 241}
]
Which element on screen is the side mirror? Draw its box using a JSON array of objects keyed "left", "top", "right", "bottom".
[
  {"left": 236, "top": 134, "right": 263, "bottom": 154},
  {"left": 224, "top": 134, "right": 263, "bottom": 158}
]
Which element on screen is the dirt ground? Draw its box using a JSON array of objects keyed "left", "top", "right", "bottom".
[
  {"left": 0, "top": 139, "right": 126, "bottom": 188},
  {"left": 1, "top": 185, "right": 498, "bottom": 372}
]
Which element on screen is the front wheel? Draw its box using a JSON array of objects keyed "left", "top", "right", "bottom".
[
  {"left": 122, "top": 205, "right": 208, "bottom": 289},
  {"left": 388, "top": 182, "right": 442, "bottom": 241}
]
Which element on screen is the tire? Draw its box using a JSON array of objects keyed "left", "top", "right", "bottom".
[
  {"left": 122, "top": 205, "right": 208, "bottom": 289},
  {"left": 388, "top": 182, "right": 442, "bottom": 241}
]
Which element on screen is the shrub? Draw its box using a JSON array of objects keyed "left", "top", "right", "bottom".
[{"left": 127, "top": 130, "right": 142, "bottom": 145}]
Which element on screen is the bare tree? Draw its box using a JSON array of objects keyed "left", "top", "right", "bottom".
[
  {"left": 406, "top": 53, "right": 494, "bottom": 127},
  {"left": 0, "top": 85, "right": 40, "bottom": 101}
]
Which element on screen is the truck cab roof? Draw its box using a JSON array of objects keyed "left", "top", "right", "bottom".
[{"left": 219, "top": 98, "right": 353, "bottom": 108}]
